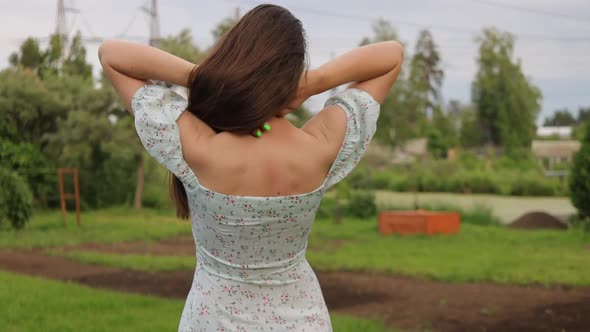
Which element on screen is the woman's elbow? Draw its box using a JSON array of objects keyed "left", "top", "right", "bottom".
[
  {"left": 391, "top": 41, "right": 404, "bottom": 66},
  {"left": 98, "top": 40, "right": 116, "bottom": 66}
]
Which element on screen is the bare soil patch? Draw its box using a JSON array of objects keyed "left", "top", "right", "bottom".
[
  {"left": 508, "top": 211, "right": 568, "bottom": 230},
  {"left": 0, "top": 249, "right": 589, "bottom": 332},
  {"left": 56, "top": 237, "right": 196, "bottom": 256}
]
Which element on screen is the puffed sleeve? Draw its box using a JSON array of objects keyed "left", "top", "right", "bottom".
[
  {"left": 132, "top": 84, "right": 198, "bottom": 190},
  {"left": 322, "top": 88, "right": 381, "bottom": 190}
]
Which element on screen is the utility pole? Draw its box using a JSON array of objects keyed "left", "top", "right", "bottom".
[
  {"left": 55, "top": 0, "right": 79, "bottom": 55},
  {"left": 142, "top": 0, "right": 160, "bottom": 46}
]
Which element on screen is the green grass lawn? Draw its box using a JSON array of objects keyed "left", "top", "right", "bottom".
[
  {"left": 48, "top": 250, "right": 196, "bottom": 272},
  {"left": 307, "top": 219, "right": 590, "bottom": 286},
  {"left": 36, "top": 209, "right": 590, "bottom": 286},
  {"left": 0, "top": 207, "right": 190, "bottom": 248},
  {"left": 0, "top": 271, "right": 396, "bottom": 332}
]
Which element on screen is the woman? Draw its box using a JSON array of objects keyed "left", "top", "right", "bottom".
[{"left": 100, "top": 4, "right": 402, "bottom": 331}]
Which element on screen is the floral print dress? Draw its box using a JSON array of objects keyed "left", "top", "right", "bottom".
[{"left": 132, "top": 85, "right": 380, "bottom": 332}]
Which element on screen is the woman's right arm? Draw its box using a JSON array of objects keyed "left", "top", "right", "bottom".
[{"left": 305, "top": 41, "right": 403, "bottom": 104}]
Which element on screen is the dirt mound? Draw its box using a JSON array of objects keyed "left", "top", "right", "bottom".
[{"left": 508, "top": 211, "right": 568, "bottom": 230}]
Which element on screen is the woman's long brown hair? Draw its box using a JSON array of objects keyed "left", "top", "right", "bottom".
[{"left": 170, "top": 4, "right": 307, "bottom": 219}]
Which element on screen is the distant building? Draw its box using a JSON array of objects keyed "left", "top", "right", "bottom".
[
  {"left": 531, "top": 140, "right": 581, "bottom": 169},
  {"left": 536, "top": 126, "right": 573, "bottom": 139},
  {"left": 391, "top": 138, "right": 428, "bottom": 164}
]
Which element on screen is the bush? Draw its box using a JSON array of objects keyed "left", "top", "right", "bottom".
[
  {"left": 0, "top": 167, "right": 33, "bottom": 229},
  {"left": 509, "top": 175, "right": 556, "bottom": 196},
  {"left": 346, "top": 190, "right": 377, "bottom": 219},
  {"left": 570, "top": 121, "right": 590, "bottom": 218},
  {"left": 316, "top": 196, "right": 336, "bottom": 220},
  {"left": 0, "top": 140, "right": 56, "bottom": 206}
]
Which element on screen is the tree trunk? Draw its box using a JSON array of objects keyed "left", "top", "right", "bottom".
[{"left": 133, "top": 156, "right": 144, "bottom": 209}]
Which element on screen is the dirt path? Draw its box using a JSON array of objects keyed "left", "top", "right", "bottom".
[
  {"left": 1, "top": 247, "right": 589, "bottom": 332},
  {"left": 57, "top": 237, "right": 196, "bottom": 256}
]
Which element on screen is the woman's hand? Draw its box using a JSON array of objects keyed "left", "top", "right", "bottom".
[{"left": 99, "top": 40, "right": 196, "bottom": 112}]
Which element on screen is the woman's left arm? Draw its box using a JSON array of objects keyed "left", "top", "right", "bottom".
[{"left": 98, "top": 40, "right": 196, "bottom": 112}]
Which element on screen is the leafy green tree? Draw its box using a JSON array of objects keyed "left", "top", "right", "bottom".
[
  {"left": 10, "top": 33, "right": 91, "bottom": 81},
  {"left": 287, "top": 106, "right": 313, "bottom": 128},
  {"left": 45, "top": 108, "right": 138, "bottom": 209},
  {"left": 0, "top": 69, "right": 65, "bottom": 148},
  {"left": 569, "top": 120, "right": 590, "bottom": 219},
  {"left": 427, "top": 107, "right": 457, "bottom": 158},
  {"left": 9, "top": 38, "right": 43, "bottom": 69},
  {"left": 544, "top": 109, "right": 576, "bottom": 126},
  {"left": 577, "top": 108, "right": 590, "bottom": 124},
  {"left": 407, "top": 30, "right": 444, "bottom": 121},
  {"left": 359, "top": 19, "right": 415, "bottom": 148},
  {"left": 0, "top": 167, "right": 33, "bottom": 230},
  {"left": 158, "top": 29, "right": 203, "bottom": 63},
  {"left": 0, "top": 141, "right": 55, "bottom": 207},
  {"left": 212, "top": 14, "right": 239, "bottom": 42},
  {"left": 472, "top": 27, "right": 542, "bottom": 155}
]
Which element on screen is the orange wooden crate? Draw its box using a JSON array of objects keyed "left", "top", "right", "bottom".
[{"left": 378, "top": 210, "right": 461, "bottom": 236}]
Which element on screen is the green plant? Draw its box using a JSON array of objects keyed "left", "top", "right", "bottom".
[
  {"left": 509, "top": 175, "right": 556, "bottom": 196},
  {"left": 346, "top": 190, "right": 377, "bottom": 219},
  {"left": 0, "top": 140, "right": 56, "bottom": 206},
  {"left": 569, "top": 121, "right": 590, "bottom": 218},
  {"left": 316, "top": 196, "right": 336, "bottom": 219},
  {"left": 0, "top": 167, "right": 33, "bottom": 229}
]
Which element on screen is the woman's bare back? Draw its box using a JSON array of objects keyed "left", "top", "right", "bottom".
[{"left": 179, "top": 109, "right": 345, "bottom": 197}]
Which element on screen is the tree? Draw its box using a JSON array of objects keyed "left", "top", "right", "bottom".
[
  {"left": 427, "top": 106, "right": 457, "bottom": 158},
  {"left": 0, "top": 69, "right": 65, "bottom": 148},
  {"left": 544, "top": 109, "right": 576, "bottom": 126},
  {"left": 6, "top": 32, "right": 148, "bottom": 209},
  {"left": 359, "top": 19, "right": 415, "bottom": 148},
  {"left": 569, "top": 120, "right": 590, "bottom": 220},
  {"left": 158, "top": 29, "right": 203, "bottom": 63},
  {"left": 10, "top": 33, "right": 91, "bottom": 81},
  {"left": 359, "top": 19, "right": 399, "bottom": 46},
  {"left": 472, "top": 28, "right": 542, "bottom": 155},
  {"left": 407, "top": 30, "right": 444, "bottom": 121},
  {"left": 577, "top": 107, "right": 590, "bottom": 124},
  {"left": 9, "top": 38, "right": 43, "bottom": 69},
  {"left": 212, "top": 13, "right": 239, "bottom": 42},
  {"left": 287, "top": 106, "right": 313, "bottom": 128}
]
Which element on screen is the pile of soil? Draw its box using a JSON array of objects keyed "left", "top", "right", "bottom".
[{"left": 508, "top": 211, "right": 568, "bottom": 230}]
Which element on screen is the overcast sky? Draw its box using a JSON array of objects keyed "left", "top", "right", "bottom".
[{"left": 1, "top": 0, "right": 589, "bottom": 122}]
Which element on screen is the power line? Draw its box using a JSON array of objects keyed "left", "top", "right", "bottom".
[
  {"left": 79, "top": 13, "right": 97, "bottom": 37},
  {"left": 117, "top": 12, "right": 139, "bottom": 38},
  {"left": 225, "top": 0, "right": 590, "bottom": 43},
  {"left": 470, "top": 0, "right": 590, "bottom": 24}
]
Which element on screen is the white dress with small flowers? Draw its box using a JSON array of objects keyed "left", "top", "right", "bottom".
[{"left": 132, "top": 85, "right": 380, "bottom": 332}]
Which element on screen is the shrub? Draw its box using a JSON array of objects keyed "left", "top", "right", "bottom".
[
  {"left": 0, "top": 167, "right": 33, "bottom": 229},
  {"left": 569, "top": 121, "right": 590, "bottom": 218},
  {"left": 316, "top": 196, "right": 336, "bottom": 220},
  {"left": 346, "top": 190, "right": 377, "bottom": 219},
  {"left": 370, "top": 170, "right": 394, "bottom": 190},
  {"left": 509, "top": 175, "right": 556, "bottom": 196},
  {"left": 0, "top": 140, "right": 56, "bottom": 206},
  {"left": 459, "top": 151, "right": 484, "bottom": 170}
]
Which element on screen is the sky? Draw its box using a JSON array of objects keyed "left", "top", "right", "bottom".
[{"left": 1, "top": 0, "right": 589, "bottom": 123}]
